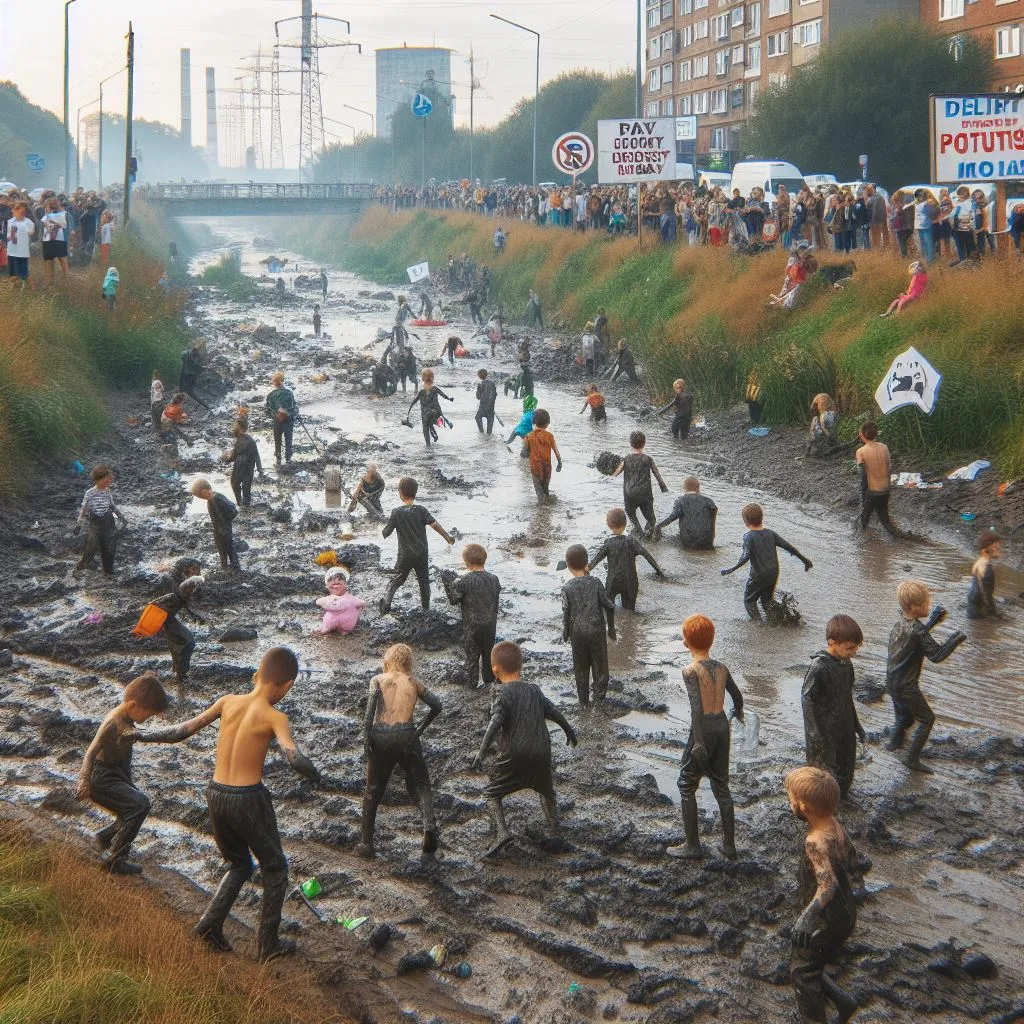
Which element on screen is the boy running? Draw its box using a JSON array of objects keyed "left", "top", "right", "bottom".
[{"left": 521, "top": 408, "right": 562, "bottom": 502}]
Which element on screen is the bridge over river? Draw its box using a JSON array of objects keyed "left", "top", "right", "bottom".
[{"left": 139, "top": 182, "right": 374, "bottom": 216}]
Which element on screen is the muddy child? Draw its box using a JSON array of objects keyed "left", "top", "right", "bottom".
[
  {"left": 473, "top": 641, "right": 577, "bottom": 857},
  {"left": 138, "top": 646, "right": 322, "bottom": 961},
  {"left": 786, "top": 766, "right": 864, "bottom": 1024},
  {"left": 76, "top": 672, "right": 169, "bottom": 875},
  {"left": 380, "top": 476, "right": 454, "bottom": 614},
  {"left": 655, "top": 378, "right": 693, "bottom": 440},
  {"left": 265, "top": 371, "right": 298, "bottom": 466},
  {"left": 561, "top": 544, "right": 616, "bottom": 706},
  {"left": 357, "top": 643, "right": 442, "bottom": 860},
  {"left": 855, "top": 421, "right": 903, "bottom": 538},
  {"left": 191, "top": 479, "right": 240, "bottom": 571},
  {"left": 521, "top": 408, "right": 562, "bottom": 503},
  {"left": 442, "top": 544, "right": 502, "bottom": 687},
  {"left": 589, "top": 508, "right": 665, "bottom": 612},
  {"left": 667, "top": 614, "right": 743, "bottom": 861},
  {"left": 886, "top": 581, "right": 966, "bottom": 773},
  {"left": 612, "top": 430, "right": 669, "bottom": 535},
  {"left": 160, "top": 392, "right": 191, "bottom": 443},
  {"left": 348, "top": 462, "right": 385, "bottom": 518},
  {"left": 406, "top": 368, "right": 454, "bottom": 447},
  {"left": 656, "top": 476, "right": 718, "bottom": 550},
  {"left": 475, "top": 368, "right": 498, "bottom": 435},
  {"left": 313, "top": 567, "right": 365, "bottom": 636},
  {"left": 75, "top": 465, "right": 127, "bottom": 577},
  {"left": 967, "top": 531, "right": 1003, "bottom": 620},
  {"left": 312, "top": 303, "right": 322, "bottom": 339},
  {"left": 721, "top": 503, "right": 812, "bottom": 623},
  {"left": 579, "top": 383, "right": 607, "bottom": 423},
  {"left": 802, "top": 615, "right": 867, "bottom": 797},
  {"left": 150, "top": 573, "right": 206, "bottom": 684},
  {"left": 221, "top": 419, "right": 263, "bottom": 507},
  {"left": 150, "top": 371, "right": 166, "bottom": 429}
]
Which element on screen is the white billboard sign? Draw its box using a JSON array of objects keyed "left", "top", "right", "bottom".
[
  {"left": 597, "top": 118, "right": 675, "bottom": 184},
  {"left": 930, "top": 93, "right": 1024, "bottom": 183}
]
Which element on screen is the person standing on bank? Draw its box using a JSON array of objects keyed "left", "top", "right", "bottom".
[
  {"left": 41, "top": 196, "right": 69, "bottom": 283},
  {"left": 76, "top": 465, "right": 128, "bottom": 577},
  {"left": 266, "top": 371, "right": 298, "bottom": 466}
]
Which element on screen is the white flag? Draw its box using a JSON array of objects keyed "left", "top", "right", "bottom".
[
  {"left": 406, "top": 262, "right": 430, "bottom": 283},
  {"left": 874, "top": 346, "right": 942, "bottom": 416}
]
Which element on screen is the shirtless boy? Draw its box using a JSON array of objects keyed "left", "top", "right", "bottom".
[
  {"left": 357, "top": 643, "right": 443, "bottom": 860},
  {"left": 138, "top": 646, "right": 321, "bottom": 961},
  {"left": 855, "top": 422, "right": 903, "bottom": 538}
]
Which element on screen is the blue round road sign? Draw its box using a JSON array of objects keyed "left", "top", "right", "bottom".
[
  {"left": 26, "top": 153, "right": 46, "bottom": 173},
  {"left": 412, "top": 93, "right": 433, "bottom": 118}
]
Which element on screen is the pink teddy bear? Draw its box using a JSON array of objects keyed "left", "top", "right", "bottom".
[{"left": 313, "top": 567, "right": 365, "bottom": 635}]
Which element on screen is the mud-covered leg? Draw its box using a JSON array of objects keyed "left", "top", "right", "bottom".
[{"left": 484, "top": 797, "right": 513, "bottom": 858}]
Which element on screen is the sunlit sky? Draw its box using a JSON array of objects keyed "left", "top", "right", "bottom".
[{"left": 1, "top": 0, "right": 636, "bottom": 165}]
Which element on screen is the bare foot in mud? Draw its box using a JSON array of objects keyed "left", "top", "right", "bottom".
[
  {"left": 195, "top": 925, "right": 232, "bottom": 953},
  {"left": 899, "top": 755, "right": 935, "bottom": 774},
  {"left": 666, "top": 843, "right": 706, "bottom": 860},
  {"left": 483, "top": 834, "right": 514, "bottom": 859}
]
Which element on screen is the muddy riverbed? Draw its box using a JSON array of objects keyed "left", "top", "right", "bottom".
[{"left": 1, "top": 221, "right": 1022, "bottom": 1024}]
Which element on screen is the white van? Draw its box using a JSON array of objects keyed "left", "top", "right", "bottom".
[
  {"left": 730, "top": 160, "right": 806, "bottom": 199},
  {"left": 698, "top": 171, "right": 732, "bottom": 192},
  {"left": 804, "top": 173, "right": 838, "bottom": 189}
]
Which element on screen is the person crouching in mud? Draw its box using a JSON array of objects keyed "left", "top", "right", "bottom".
[
  {"left": 406, "top": 368, "right": 454, "bottom": 446},
  {"left": 473, "top": 641, "right": 577, "bottom": 858},
  {"left": 357, "top": 643, "right": 442, "bottom": 860}
]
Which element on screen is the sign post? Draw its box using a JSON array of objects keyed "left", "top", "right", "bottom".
[
  {"left": 412, "top": 92, "right": 433, "bottom": 188},
  {"left": 552, "top": 132, "right": 594, "bottom": 230}
]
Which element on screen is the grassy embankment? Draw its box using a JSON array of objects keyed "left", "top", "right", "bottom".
[
  {"left": 271, "top": 206, "right": 1024, "bottom": 475},
  {"left": 0, "top": 820, "right": 345, "bottom": 1024},
  {"left": 0, "top": 202, "right": 200, "bottom": 496}
]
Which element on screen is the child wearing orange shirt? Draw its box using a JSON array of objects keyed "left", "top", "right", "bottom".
[
  {"left": 579, "top": 383, "right": 607, "bottom": 423},
  {"left": 520, "top": 408, "right": 562, "bottom": 503}
]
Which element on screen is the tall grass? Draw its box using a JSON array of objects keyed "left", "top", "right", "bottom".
[
  {"left": 0, "top": 202, "right": 193, "bottom": 495},
  {"left": 270, "top": 207, "right": 1024, "bottom": 475},
  {"left": 0, "top": 821, "right": 350, "bottom": 1024}
]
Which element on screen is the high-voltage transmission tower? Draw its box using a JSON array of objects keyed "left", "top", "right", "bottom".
[
  {"left": 238, "top": 46, "right": 275, "bottom": 168},
  {"left": 275, "top": 3, "right": 361, "bottom": 178}
]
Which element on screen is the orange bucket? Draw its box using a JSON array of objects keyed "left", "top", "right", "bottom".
[{"left": 132, "top": 603, "right": 168, "bottom": 638}]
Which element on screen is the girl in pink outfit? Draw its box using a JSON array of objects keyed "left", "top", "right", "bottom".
[
  {"left": 880, "top": 262, "right": 928, "bottom": 317},
  {"left": 313, "top": 567, "right": 365, "bottom": 635}
]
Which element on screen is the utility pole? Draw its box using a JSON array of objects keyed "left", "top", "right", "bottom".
[
  {"left": 123, "top": 22, "right": 134, "bottom": 224},
  {"left": 635, "top": 0, "right": 641, "bottom": 117},
  {"left": 64, "top": 0, "right": 78, "bottom": 193},
  {"left": 468, "top": 47, "right": 475, "bottom": 184}
]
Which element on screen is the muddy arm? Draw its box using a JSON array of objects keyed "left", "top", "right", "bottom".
[
  {"left": 476, "top": 702, "right": 506, "bottom": 762},
  {"left": 724, "top": 669, "right": 744, "bottom": 720},
  {"left": 588, "top": 541, "right": 609, "bottom": 573},
  {"left": 138, "top": 698, "right": 226, "bottom": 743},
  {"left": 775, "top": 533, "right": 812, "bottom": 568},
  {"left": 650, "top": 461, "right": 669, "bottom": 492},
  {"left": 76, "top": 719, "right": 120, "bottom": 798},
  {"left": 560, "top": 588, "right": 572, "bottom": 642},
  {"left": 683, "top": 672, "right": 708, "bottom": 761},
  {"left": 416, "top": 688, "right": 442, "bottom": 737},
  {"left": 541, "top": 695, "right": 577, "bottom": 747},
  {"left": 633, "top": 536, "right": 665, "bottom": 576},
  {"left": 792, "top": 835, "right": 838, "bottom": 948},
  {"left": 599, "top": 587, "right": 616, "bottom": 638},
  {"left": 363, "top": 681, "right": 381, "bottom": 753},
  {"left": 273, "top": 715, "right": 321, "bottom": 784},
  {"left": 919, "top": 622, "right": 967, "bottom": 663},
  {"left": 381, "top": 509, "right": 397, "bottom": 540},
  {"left": 442, "top": 572, "right": 463, "bottom": 606},
  {"left": 720, "top": 535, "right": 751, "bottom": 575}
]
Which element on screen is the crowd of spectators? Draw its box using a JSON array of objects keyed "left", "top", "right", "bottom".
[{"left": 0, "top": 186, "right": 115, "bottom": 270}]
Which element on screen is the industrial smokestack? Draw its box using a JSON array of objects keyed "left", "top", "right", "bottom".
[
  {"left": 205, "top": 67, "right": 218, "bottom": 166},
  {"left": 180, "top": 49, "right": 192, "bottom": 149}
]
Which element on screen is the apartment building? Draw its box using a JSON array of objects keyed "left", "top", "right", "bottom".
[
  {"left": 643, "top": 0, "right": 916, "bottom": 171},
  {"left": 921, "top": 0, "right": 1024, "bottom": 92}
]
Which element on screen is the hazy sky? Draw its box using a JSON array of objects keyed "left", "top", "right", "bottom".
[{"left": 1, "top": 0, "right": 636, "bottom": 165}]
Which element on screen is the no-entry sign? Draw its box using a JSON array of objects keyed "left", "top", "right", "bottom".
[
  {"left": 597, "top": 118, "right": 675, "bottom": 183},
  {"left": 552, "top": 132, "right": 595, "bottom": 175}
]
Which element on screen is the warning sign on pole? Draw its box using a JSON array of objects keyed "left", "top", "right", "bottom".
[
  {"left": 597, "top": 118, "right": 675, "bottom": 183},
  {"left": 552, "top": 132, "right": 595, "bottom": 176}
]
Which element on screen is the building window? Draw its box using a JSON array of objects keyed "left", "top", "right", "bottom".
[
  {"left": 747, "top": 40, "right": 761, "bottom": 73},
  {"left": 662, "top": 97, "right": 675, "bottom": 115},
  {"left": 748, "top": 79, "right": 760, "bottom": 105},
  {"left": 714, "top": 13, "right": 731, "bottom": 39},
  {"left": 663, "top": 30, "right": 675, "bottom": 53},
  {"left": 662, "top": 0, "right": 673, "bottom": 19},
  {"left": 649, "top": 66, "right": 662, "bottom": 91},
  {"left": 651, "top": 36, "right": 662, "bottom": 60},
  {"left": 694, "top": 91, "right": 710, "bottom": 114},
  {"left": 767, "top": 30, "right": 789, "bottom": 56},
  {"left": 747, "top": 1, "right": 761, "bottom": 35},
  {"left": 711, "top": 87, "right": 728, "bottom": 113},
  {"left": 645, "top": 100, "right": 660, "bottom": 117},
  {"left": 731, "top": 5, "right": 745, "bottom": 26},
  {"left": 711, "top": 127, "right": 729, "bottom": 150},
  {"left": 696, "top": 18, "right": 709, "bottom": 38},
  {"left": 694, "top": 0, "right": 709, "bottom": 8},
  {"left": 680, "top": 0, "right": 693, "bottom": 13},
  {"left": 732, "top": 43, "right": 745, "bottom": 64},
  {"left": 682, "top": 25, "right": 694, "bottom": 46},
  {"left": 663, "top": 61, "right": 674, "bottom": 84},
  {"left": 715, "top": 48, "right": 730, "bottom": 75},
  {"left": 768, "top": 0, "right": 790, "bottom": 16},
  {"left": 799, "top": 0, "right": 819, "bottom": 4},
  {"left": 679, "top": 94, "right": 693, "bottom": 114},
  {"left": 996, "top": 23, "right": 1022, "bottom": 56},
  {"left": 648, "top": 7, "right": 661, "bottom": 28},
  {"left": 948, "top": 33, "right": 965, "bottom": 60},
  {"left": 694, "top": 54, "right": 710, "bottom": 75},
  {"left": 731, "top": 84, "right": 744, "bottom": 108},
  {"left": 940, "top": 0, "right": 964, "bottom": 19},
  {"left": 768, "top": 70, "right": 788, "bottom": 87},
  {"left": 680, "top": 58, "right": 693, "bottom": 80},
  {"left": 796, "top": 18, "right": 822, "bottom": 45}
]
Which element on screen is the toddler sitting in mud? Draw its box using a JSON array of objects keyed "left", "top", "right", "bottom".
[{"left": 313, "top": 567, "right": 365, "bottom": 636}]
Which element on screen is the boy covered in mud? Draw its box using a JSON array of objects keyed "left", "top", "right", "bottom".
[
  {"left": 656, "top": 476, "right": 717, "bottom": 549},
  {"left": 721, "top": 503, "right": 812, "bottom": 622},
  {"left": 561, "top": 544, "right": 616, "bottom": 706},
  {"left": 521, "top": 408, "right": 562, "bottom": 503},
  {"left": 473, "top": 641, "right": 577, "bottom": 857},
  {"left": 786, "top": 766, "right": 864, "bottom": 1024},
  {"left": 406, "top": 368, "right": 454, "bottom": 447},
  {"left": 655, "top": 378, "right": 693, "bottom": 440},
  {"left": 152, "top": 573, "right": 206, "bottom": 684},
  {"left": 667, "top": 614, "right": 743, "bottom": 861},
  {"left": 442, "top": 543, "right": 502, "bottom": 688},
  {"left": 357, "top": 643, "right": 442, "bottom": 860},
  {"left": 380, "top": 476, "right": 454, "bottom": 614},
  {"left": 475, "top": 368, "right": 497, "bottom": 434},
  {"left": 191, "top": 479, "right": 240, "bottom": 571},
  {"left": 137, "top": 646, "right": 321, "bottom": 961},
  {"left": 221, "top": 419, "right": 263, "bottom": 508},
  {"left": 855, "top": 421, "right": 903, "bottom": 538},
  {"left": 76, "top": 672, "right": 169, "bottom": 875},
  {"left": 802, "top": 615, "right": 867, "bottom": 797},
  {"left": 347, "top": 461, "right": 386, "bottom": 518},
  {"left": 885, "top": 580, "right": 966, "bottom": 774},
  {"left": 611, "top": 430, "right": 669, "bottom": 536},
  {"left": 588, "top": 508, "right": 665, "bottom": 612}
]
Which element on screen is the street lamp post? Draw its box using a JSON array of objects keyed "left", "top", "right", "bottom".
[
  {"left": 490, "top": 13, "right": 540, "bottom": 186},
  {"left": 97, "top": 68, "right": 125, "bottom": 191},
  {"left": 343, "top": 104, "right": 374, "bottom": 136},
  {"left": 64, "top": 0, "right": 79, "bottom": 192},
  {"left": 76, "top": 96, "right": 99, "bottom": 188}
]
